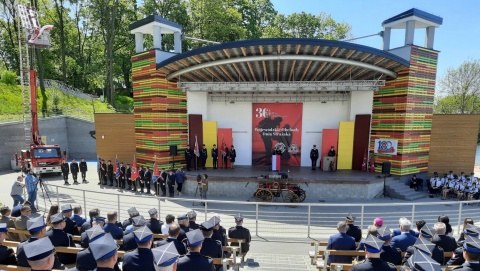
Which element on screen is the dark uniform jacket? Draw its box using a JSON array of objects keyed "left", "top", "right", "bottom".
[
  {"left": 178, "top": 226, "right": 188, "bottom": 243},
  {"left": 351, "top": 258, "right": 396, "bottom": 271},
  {"left": 70, "top": 162, "right": 79, "bottom": 173},
  {"left": 432, "top": 234, "right": 458, "bottom": 252},
  {"left": 46, "top": 228, "right": 76, "bottom": 264},
  {"left": 62, "top": 162, "right": 70, "bottom": 174},
  {"left": 380, "top": 245, "right": 402, "bottom": 265},
  {"left": 126, "top": 167, "right": 131, "bottom": 180},
  {"left": 346, "top": 223, "right": 362, "bottom": 242},
  {"left": 64, "top": 216, "right": 80, "bottom": 236},
  {"left": 107, "top": 164, "right": 114, "bottom": 174},
  {"left": 230, "top": 149, "right": 236, "bottom": 162},
  {"left": 228, "top": 225, "right": 251, "bottom": 254},
  {"left": 402, "top": 244, "right": 445, "bottom": 265},
  {"left": 122, "top": 247, "right": 155, "bottom": 271},
  {"left": 122, "top": 218, "right": 133, "bottom": 230},
  {"left": 157, "top": 237, "right": 186, "bottom": 255},
  {"left": 122, "top": 232, "right": 138, "bottom": 252},
  {"left": 144, "top": 171, "right": 152, "bottom": 183},
  {"left": 189, "top": 221, "right": 199, "bottom": 231},
  {"left": 79, "top": 161, "right": 87, "bottom": 172},
  {"left": 448, "top": 245, "right": 466, "bottom": 266},
  {"left": 0, "top": 244, "right": 16, "bottom": 265},
  {"left": 146, "top": 218, "right": 163, "bottom": 234},
  {"left": 200, "top": 238, "right": 222, "bottom": 259},
  {"left": 212, "top": 148, "right": 218, "bottom": 159},
  {"left": 453, "top": 262, "right": 480, "bottom": 271},
  {"left": 310, "top": 149, "right": 319, "bottom": 159},
  {"left": 17, "top": 237, "right": 65, "bottom": 269},
  {"left": 200, "top": 148, "right": 208, "bottom": 159},
  {"left": 177, "top": 252, "right": 214, "bottom": 271},
  {"left": 212, "top": 229, "right": 226, "bottom": 246}
]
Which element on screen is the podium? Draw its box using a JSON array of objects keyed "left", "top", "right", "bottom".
[
  {"left": 272, "top": 155, "right": 281, "bottom": 171},
  {"left": 323, "top": 156, "right": 336, "bottom": 171}
]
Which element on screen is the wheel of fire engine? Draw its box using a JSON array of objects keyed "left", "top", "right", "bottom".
[
  {"left": 283, "top": 191, "right": 300, "bottom": 207},
  {"left": 295, "top": 188, "right": 306, "bottom": 202},
  {"left": 255, "top": 189, "right": 274, "bottom": 203}
]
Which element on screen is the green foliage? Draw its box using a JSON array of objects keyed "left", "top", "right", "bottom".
[{"left": 1, "top": 70, "right": 17, "bottom": 85}]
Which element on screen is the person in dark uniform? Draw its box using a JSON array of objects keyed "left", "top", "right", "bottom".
[
  {"left": 352, "top": 235, "right": 396, "bottom": 271},
  {"left": 402, "top": 224, "right": 444, "bottom": 265},
  {"left": 79, "top": 158, "right": 88, "bottom": 183},
  {"left": 146, "top": 208, "right": 163, "bottom": 234},
  {"left": 80, "top": 208, "right": 100, "bottom": 234},
  {"left": 23, "top": 237, "right": 56, "bottom": 271},
  {"left": 119, "top": 162, "right": 126, "bottom": 189},
  {"left": 448, "top": 224, "right": 480, "bottom": 266},
  {"left": 107, "top": 160, "right": 114, "bottom": 186},
  {"left": 346, "top": 213, "right": 362, "bottom": 242},
  {"left": 152, "top": 242, "right": 180, "bottom": 271},
  {"left": 376, "top": 226, "right": 402, "bottom": 265},
  {"left": 61, "top": 204, "right": 80, "bottom": 236},
  {"left": 210, "top": 215, "right": 226, "bottom": 247},
  {"left": 160, "top": 168, "right": 167, "bottom": 196},
  {"left": 122, "top": 207, "right": 140, "bottom": 230},
  {"left": 177, "top": 229, "right": 214, "bottom": 271},
  {"left": 185, "top": 144, "right": 193, "bottom": 171},
  {"left": 177, "top": 214, "right": 189, "bottom": 244},
  {"left": 405, "top": 249, "right": 441, "bottom": 271},
  {"left": 100, "top": 159, "right": 107, "bottom": 185},
  {"left": 145, "top": 167, "right": 152, "bottom": 195},
  {"left": 89, "top": 234, "right": 119, "bottom": 271},
  {"left": 0, "top": 223, "right": 16, "bottom": 265},
  {"left": 223, "top": 147, "right": 229, "bottom": 169},
  {"left": 123, "top": 216, "right": 147, "bottom": 252},
  {"left": 199, "top": 219, "right": 222, "bottom": 265},
  {"left": 452, "top": 235, "right": 480, "bottom": 271},
  {"left": 211, "top": 144, "right": 218, "bottom": 169},
  {"left": 230, "top": 146, "right": 236, "bottom": 169},
  {"left": 328, "top": 146, "right": 336, "bottom": 157},
  {"left": 76, "top": 225, "right": 121, "bottom": 271},
  {"left": 126, "top": 163, "right": 132, "bottom": 191},
  {"left": 16, "top": 216, "right": 65, "bottom": 269},
  {"left": 122, "top": 226, "right": 155, "bottom": 271},
  {"left": 167, "top": 170, "right": 176, "bottom": 197},
  {"left": 61, "top": 159, "right": 70, "bottom": 185},
  {"left": 200, "top": 144, "right": 208, "bottom": 170},
  {"left": 70, "top": 159, "right": 80, "bottom": 184},
  {"left": 187, "top": 210, "right": 199, "bottom": 231},
  {"left": 310, "top": 145, "right": 319, "bottom": 170},
  {"left": 81, "top": 217, "right": 106, "bottom": 247},
  {"left": 46, "top": 212, "right": 76, "bottom": 264},
  {"left": 156, "top": 222, "right": 187, "bottom": 255},
  {"left": 228, "top": 214, "right": 251, "bottom": 260},
  {"left": 139, "top": 166, "right": 145, "bottom": 193}
]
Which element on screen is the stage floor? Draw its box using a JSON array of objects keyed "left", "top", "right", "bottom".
[{"left": 183, "top": 166, "right": 382, "bottom": 183}]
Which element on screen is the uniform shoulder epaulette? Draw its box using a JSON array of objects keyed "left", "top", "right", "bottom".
[
  {"left": 215, "top": 240, "right": 222, "bottom": 245},
  {"left": 387, "top": 262, "right": 395, "bottom": 266},
  {"left": 203, "top": 255, "right": 213, "bottom": 259}
]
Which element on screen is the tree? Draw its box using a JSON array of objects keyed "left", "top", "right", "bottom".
[
  {"left": 235, "top": 0, "right": 277, "bottom": 39},
  {"left": 436, "top": 60, "right": 480, "bottom": 114},
  {"left": 262, "top": 11, "right": 351, "bottom": 40}
]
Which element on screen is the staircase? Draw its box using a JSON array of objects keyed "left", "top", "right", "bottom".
[{"left": 385, "top": 179, "right": 426, "bottom": 201}]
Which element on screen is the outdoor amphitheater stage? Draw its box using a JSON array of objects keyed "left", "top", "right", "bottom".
[{"left": 180, "top": 166, "right": 384, "bottom": 200}]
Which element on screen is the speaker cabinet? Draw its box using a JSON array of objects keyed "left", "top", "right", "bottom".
[
  {"left": 169, "top": 145, "right": 177, "bottom": 156},
  {"left": 382, "top": 161, "right": 391, "bottom": 175}
]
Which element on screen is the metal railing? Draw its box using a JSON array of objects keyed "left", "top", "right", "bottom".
[{"left": 40, "top": 182, "right": 480, "bottom": 240}]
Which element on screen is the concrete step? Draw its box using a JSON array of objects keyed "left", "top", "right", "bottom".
[{"left": 385, "top": 180, "right": 426, "bottom": 201}]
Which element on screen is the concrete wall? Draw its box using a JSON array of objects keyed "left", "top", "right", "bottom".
[{"left": 0, "top": 116, "right": 96, "bottom": 171}]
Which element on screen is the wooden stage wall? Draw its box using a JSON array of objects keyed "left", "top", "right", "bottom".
[
  {"left": 94, "top": 113, "right": 136, "bottom": 164},
  {"left": 428, "top": 114, "right": 480, "bottom": 175}
]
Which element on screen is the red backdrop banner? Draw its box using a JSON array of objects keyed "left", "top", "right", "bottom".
[{"left": 252, "top": 103, "right": 303, "bottom": 166}]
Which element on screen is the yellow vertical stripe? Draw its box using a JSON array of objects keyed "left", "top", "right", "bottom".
[
  {"left": 202, "top": 121, "right": 218, "bottom": 167},
  {"left": 337, "top": 121, "right": 355, "bottom": 170}
]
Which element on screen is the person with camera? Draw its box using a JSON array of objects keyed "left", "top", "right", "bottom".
[
  {"left": 25, "top": 170, "right": 39, "bottom": 213},
  {"left": 11, "top": 176, "right": 25, "bottom": 207}
]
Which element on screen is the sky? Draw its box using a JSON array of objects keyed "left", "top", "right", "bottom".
[{"left": 271, "top": 0, "right": 480, "bottom": 82}]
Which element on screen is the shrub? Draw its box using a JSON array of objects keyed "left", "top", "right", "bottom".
[{"left": 0, "top": 70, "right": 17, "bottom": 85}]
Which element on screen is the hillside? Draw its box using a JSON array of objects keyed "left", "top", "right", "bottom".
[{"left": 0, "top": 83, "right": 120, "bottom": 122}]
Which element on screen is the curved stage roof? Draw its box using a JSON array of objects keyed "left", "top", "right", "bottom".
[{"left": 157, "top": 38, "right": 410, "bottom": 83}]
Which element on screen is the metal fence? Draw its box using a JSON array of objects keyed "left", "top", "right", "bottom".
[{"left": 40, "top": 182, "right": 480, "bottom": 241}]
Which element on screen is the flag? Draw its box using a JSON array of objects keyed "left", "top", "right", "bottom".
[
  {"left": 152, "top": 156, "right": 159, "bottom": 182},
  {"left": 361, "top": 150, "right": 367, "bottom": 172},
  {"left": 115, "top": 154, "right": 120, "bottom": 178},
  {"left": 194, "top": 135, "right": 200, "bottom": 157},
  {"left": 131, "top": 155, "right": 139, "bottom": 180},
  {"left": 369, "top": 152, "right": 375, "bottom": 172},
  {"left": 221, "top": 134, "right": 226, "bottom": 157}
]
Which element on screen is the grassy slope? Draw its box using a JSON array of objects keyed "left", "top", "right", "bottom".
[{"left": 0, "top": 83, "right": 117, "bottom": 122}]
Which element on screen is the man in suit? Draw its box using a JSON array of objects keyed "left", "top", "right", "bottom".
[
  {"left": 346, "top": 213, "right": 362, "bottom": 242},
  {"left": 46, "top": 212, "right": 76, "bottom": 264},
  {"left": 70, "top": 158, "right": 80, "bottom": 185},
  {"left": 79, "top": 158, "right": 88, "bottom": 183},
  {"left": 61, "top": 159, "right": 70, "bottom": 185},
  {"left": 352, "top": 235, "right": 396, "bottom": 271},
  {"left": 0, "top": 223, "right": 17, "bottom": 265},
  {"left": 391, "top": 218, "right": 417, "bottom": 252},
  {"left": 61, "top": 204, "right": 80, "bottom": 236},
  {"left": 71, "top": 205, "right": 86, "bottom": 227},
  {"left": 177, "top": 229, "right": 214, "bottom": 271},
  {"left": 211, "top": 144, "right": 218, "bottom": 169},
  {"left": 310, "top": 145, "right": 319, "bottom": 170},
  {"left": 402, "top": 224, "right": 445, "bottom": 265},
  {"left": 146, "top": 208, "right": 163, "bottom": 234},
  {"left": 228, "top": 214, "right": 251, "bottom": 259},
  {"left": 432, "top": 222, "right": 458, "bottom": 256},
  {"left": 104, "top": 211, "right": 123, "bottom": 240},
  {"left": 122, "top": 226, "right": 155, "bottom": 271},
  {"left": 453, "top": 236, "right": 480, "bottom": 271},
  {"left": 156, "top": 222, "right": 187, "bottom": 255},
  {"left": 326, "top": 221, "right": 356, "bottom": 265}
]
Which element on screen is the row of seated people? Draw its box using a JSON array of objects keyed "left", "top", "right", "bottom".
[
  {"left": 410, "top": 171, "right": 479, "bottom": 201},
  {"left": 323, "top": 215, "right": 479, "bottom": 271},
  {"left": 0, "top": 203, "right": 251, "bottom": 271}
]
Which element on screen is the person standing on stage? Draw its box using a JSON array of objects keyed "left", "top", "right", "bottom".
[
  {"left": 175, "top": 168, "right": 186, "bottom": 196},
  {"left": 200, "top": 144, "right": 208, "bottom": 170},
  {"left": 310, "top": 145, "right": 319, "bottom": 170},
  {"left": 70, "top": 159, "right": 79, "bottom": 185},
  {"left": 100, "top": 159, "right": 107, "bottom": 185},
  {"left": 107, "top": 160, "right": 114, "bottom": 186},
  {"left": 61, "top": 159, "right": 70, "bottom": 185},
  {"left": 185, "top": 144, "right": 192, "bottom": 171},
  {"left": 79, "top": 158, "right": 88, "bottom": 183},
  {"left": 211, "top": 144, "right": 218, "bottom": 169},
  {"left": 120, "top": 162, "right": 126, "bottom": 189},
  {"left": 328, "top": 146, "right": 336, "bottom": 157},
  {"left": 126, "top": 164, "right": 132, "bottom": 191},
  {"left": 167, "top": 170, "right": 176, "bottom": 197},
  {"left": 230, "top": 145, "right": 237, "bottom": 169},
  {"left": 139, "top": 166, "right": 145, "bottom": 193},
  {"left": 223, "top": 147, "right": 229, "bottom": 169},
  {"left": 144, "top": 167, "right": 152, "bottom": 194},
  {"left": 160, "top": 168, "right": 168, "bottom": 196}
]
